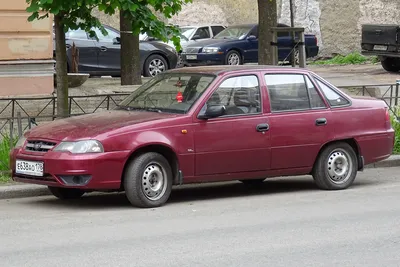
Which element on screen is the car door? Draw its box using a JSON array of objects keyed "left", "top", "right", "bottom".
[
  {"left": 263, "top": 72, "right": 335, "bottom": 170},
  {"left": 193, "top": 73, "right": 271, "bottom": 176},
  {"left": 64, "top": 29, "right": 98, "bottom": 72},
  {"left": 91, "top": 26, "right": 121, "bottom": 76}
]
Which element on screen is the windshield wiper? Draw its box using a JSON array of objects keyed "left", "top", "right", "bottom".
[{"left": 116, "top": 106, "right": 163, "bottom": 113}]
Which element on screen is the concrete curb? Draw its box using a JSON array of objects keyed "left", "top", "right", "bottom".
[{"left": 1, "top": 155, "right": 400, "bottom": 200}]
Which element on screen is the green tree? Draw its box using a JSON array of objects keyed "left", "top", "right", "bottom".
[
  {"left": 100, "top": 0, "right": 192, "bottom": 85},
  {"left": 258, "top": 0, "right": 277, "bottom": 65},
  {"left": 26, "top": 0, "right": 191, "bottom": 117}
]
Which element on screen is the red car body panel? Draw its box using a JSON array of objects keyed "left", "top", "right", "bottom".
[{"left": 10, "top": 66, "right": 395, "bottom": 190}]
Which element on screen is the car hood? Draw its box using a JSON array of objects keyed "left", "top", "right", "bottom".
[
  {"left": 27, "top": 110, "right": 178, "bottom": 141},
  {"left": 186, "top": 38, "right": 233, "bottom": 48}
]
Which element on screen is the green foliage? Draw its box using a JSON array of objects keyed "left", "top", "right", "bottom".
[
  {"left": 390, "top": 110, "right": 400, "bottom": 154},
  {"left": 26, "top": 0, "right": 193, "bottom": 50},
  {"left": 0, "top": 134, "right": 17, "bottom": 176},
  {"left": 310, "top": 52, "right": 375, "bottom": 65}
]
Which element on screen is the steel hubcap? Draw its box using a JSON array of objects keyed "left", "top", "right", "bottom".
[
  {"left": 327, "top": 150, "right": 351, "bottom": 184},
  {"left": 142, "top": 163, "right": 166, "bottom": 201},
  {"left": 228, "top": 53, "right": 240, "bottom": 65},
  {"left": 149, "top": 59, "right": 165, "bottom": 76}
]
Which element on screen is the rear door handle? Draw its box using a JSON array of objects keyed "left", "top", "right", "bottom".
[
  {"left": 256, "top": 123, "right": 270, "bottom": 132},
  {"left": 100, "top": 46, "right": 107, "bottom": 52},
  {"left": 315, "top": 118, "right": 327, "bottom": 126}
]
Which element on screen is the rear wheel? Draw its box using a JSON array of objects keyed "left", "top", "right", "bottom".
[
  {"left": 124, "top": 152, "right": 173, "bottom": 208},
  {"left": 48, "top": 186, "right": 85, "bottom": 200},
  {"left": 312, "top": 142, "right": 357, "bottom": 190},
  {"left": 381, "top": 57, "right": 400, "bottom": 72}
]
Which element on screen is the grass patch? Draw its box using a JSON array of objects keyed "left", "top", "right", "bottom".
[
  {"left": 0, "top": 134, "right": 17, "bottom": 184},
  {"left": 0, "top": 175, "right": 11, "bottom": 184},
  {"left": 390, "top": 110, "right": 400, "bottom": 154},
  {"left": 310, "top": 52, "right": 378, "bottom": 65}
]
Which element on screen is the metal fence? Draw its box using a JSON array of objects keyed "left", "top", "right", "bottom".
[{"left": 0, "top": 83, "right": 399, "bottom": 175}]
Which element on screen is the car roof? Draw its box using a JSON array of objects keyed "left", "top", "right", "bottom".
[{"left": 166, "top": 65, "right": 312, "bottom": 75}]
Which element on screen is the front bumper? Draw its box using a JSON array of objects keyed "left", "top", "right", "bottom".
[
  {"left": 181, "top": 53, "right": 225, "bottom": 66},
  {"left": 10, "top": 148, "right": 131, "bottom": 190}
]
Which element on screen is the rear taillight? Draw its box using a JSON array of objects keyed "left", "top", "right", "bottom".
[
  {"left": 385, "top": 108, "right": 390, "bottom": 122},
  {"left": 315, "top": 36, "right": 318, "bottom": 46}
]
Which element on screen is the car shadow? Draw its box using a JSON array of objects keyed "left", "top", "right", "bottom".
[{"left": 27, "top": 176, "right": 377, "bottom": 210}]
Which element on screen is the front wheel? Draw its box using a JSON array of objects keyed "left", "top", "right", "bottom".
[
  {"left": 312, "top": 142, "right": 358, "bottom": 190},
  {"left": 124, "top": 152, "right": 173, "bottom": 208},
  {"left": 48, "top": 186, "right": 85, "bottom": 200},
  {"left": 381, "top": 57, "right": 400, "bottom": 72},
  {"left": 225, "top": 50, "right": 242, "bottom": 65},
  {"left": 143, "top": 55, "right": 168, "bottom": 77}
]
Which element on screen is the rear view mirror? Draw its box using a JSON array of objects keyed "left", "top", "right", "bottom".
[
  {"left": 113, "top": 37, "right": 121, "bottom": 44},
  {"left": 198, "top": 104, "right": 226, "bottom": 119}
]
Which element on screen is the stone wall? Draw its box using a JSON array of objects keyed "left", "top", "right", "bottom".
[{"left": 95, "top": 0, "right": 400, "bottom": 56}]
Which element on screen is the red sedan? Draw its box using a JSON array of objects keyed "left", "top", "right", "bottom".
[{"left": 10, "top": 66, "right": 395, "bottom": 208}]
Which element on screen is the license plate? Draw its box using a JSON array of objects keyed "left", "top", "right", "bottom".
[
  {"left": 186, "top": 55, "right": 197, "bottom": 60},
  {"left": 374, "top": 45, "right": 387, "bottom": 51},
  {"left": 15, "top": 159, "right": 44, "bottom": 177}
]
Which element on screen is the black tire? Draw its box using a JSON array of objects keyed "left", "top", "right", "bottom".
[
  {"left": 48, "top": 186, "right": 85, "bottom": 200},
  {"left": 225, "top": 50, "right": 242, "bottom": 65},
  {"left": 124, "top": 152, "right": 173, "bottom": 208},
  {"left": 312, "top": 142, "right": 358, "bottom": 190},
  {"left": 381, "top": 57, "right": 400, "bottom": 72},
  {"left": 143, "top": 54, "right": 168, "bottom": 77},
  {"left": 239, "top": 178, "right": 265, "bottom": 185}
]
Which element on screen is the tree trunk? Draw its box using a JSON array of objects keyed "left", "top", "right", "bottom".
[
  {"left": 120, "top": 10, "right": 141, "bottom": 85},
  {"left": 258, "top": 0, "right": 277, "bottom": 65},
  {"left": 54, "top": 14, "right": 69, "bottom": 118}
]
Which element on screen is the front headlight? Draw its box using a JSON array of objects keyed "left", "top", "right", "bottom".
[
  {"left": 165, "top": 45, "right": 177, "bottom": 54},
  {"left": 14, "top": 136, "right": 27, "bottom": 148},
  {"left": 202, "top": 47, "right": 220, "bottom": 53},
  {"left": 54, "top": 140, "right": 104, "bottom": 154}
]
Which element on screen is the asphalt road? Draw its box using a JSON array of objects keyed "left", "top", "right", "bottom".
[{"left": 1, "top": 167, "right": 400, "bottom": 267}]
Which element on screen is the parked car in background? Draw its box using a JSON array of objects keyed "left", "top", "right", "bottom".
[
  {"left": 140, "top": 24, "right": 226, "bottom": 67},
  {"left": 54, "top": 24, "right": 179, "bottom": 77},
  {"left": 10, "top": 66, "right": 394, "bottom": 208},
  {"left": 361, "top": 24, "right": 400, "bottom": 73},
  {"left": 181, "top": 23, "right": 319, "bottom": 66}
]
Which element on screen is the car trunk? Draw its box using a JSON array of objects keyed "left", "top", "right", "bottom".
[{"left": 361, "top": 24, "right": 400, "bottom": 52}]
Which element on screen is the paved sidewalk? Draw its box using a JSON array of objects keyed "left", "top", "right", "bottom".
[{"left": 1, "top": 155, "right": 399, "bottom": 200}]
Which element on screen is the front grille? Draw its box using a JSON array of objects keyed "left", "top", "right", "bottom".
[
  {"left": 25, "top": 140, "right": 57, "bottom": 152},
  {"left": 184, "top": 47, "right": 201, "bottom": 54}
]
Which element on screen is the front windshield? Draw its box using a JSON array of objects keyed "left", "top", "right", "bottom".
[
  {"left": 179, "top": 27, "right": 196, "bottom": 39},
  {"left": 214, "top": 26, "right": 253, "bottom": 39},
  {"left": 117, "top": 73, "right": 216, "bottom": 114}
]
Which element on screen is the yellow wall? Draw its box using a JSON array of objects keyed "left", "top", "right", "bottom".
[{"left": 0, "top": 0, "right": 53, "bottom": 96}]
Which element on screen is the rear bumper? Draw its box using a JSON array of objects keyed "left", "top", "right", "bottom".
[
  {"left": 307, "top": 46, "right": 319, "bottom": 58},
  {"left": 10, "top": 148, "right": 130, "bottom": 190},
  {"left": 361, "top": 50, "right": 400, "bottom": 58},
  {"left": 356, "top": 130, "right": 395, "bottom": 165}
]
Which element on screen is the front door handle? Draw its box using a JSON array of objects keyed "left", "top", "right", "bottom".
[
  {"left": 256, "top": 123, "right": 270, "bottom": 132},
  {"left": 100, "top": 46, "right": 107, "bottom": 52},
  {"left": 316, "top": 118, "right": 327, "bottom": 126}
]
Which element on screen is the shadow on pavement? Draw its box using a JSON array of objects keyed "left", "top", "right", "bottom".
[{"left": 26, "top": 176, "right": 376, "bottom": 209}]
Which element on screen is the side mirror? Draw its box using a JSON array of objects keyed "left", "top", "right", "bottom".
[
  {"left": 247, "top": 35, "right": 257, "bottom": 41},
  {"left": 113, "top": 37, "right": 121, "bottom": 44},
  {"left": 198, "top": 104, "right": 226, "bottom": 120},
  {"left": 147, "top": 37, "right": 156, "bottom": 41},
  {"left": 192, "top": 34, "right": 201, "bottom": 40}
]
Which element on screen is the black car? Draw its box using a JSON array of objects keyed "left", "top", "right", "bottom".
[{"left": 53, "top": 25, "right": 179, "bottom": 77}]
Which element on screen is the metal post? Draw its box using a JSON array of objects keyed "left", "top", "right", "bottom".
[
  {"left": 396, "top": 79, "right": 400, "bottom": 106},
  {"left": 271, "top": 30, "right": 278, "bottom": 65},
  {"left": 298, "top": 31, "right": 306, "bottom": 68},
  {"left": 17, "top": 112, "right": 22, "bottom": 138},
  {"left": 289, "top": 0, "right": 295, "bottom": 67}
]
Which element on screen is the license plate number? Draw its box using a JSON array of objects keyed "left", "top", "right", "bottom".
[
  {"left": 374, "top": 45, "right": 387, "bottom": 51},
  {"left": 16, "top": 159, "right": 44, "bottom": 177},
  {"left": 186, "top": 55, "right": 197, "bottom": 60}
]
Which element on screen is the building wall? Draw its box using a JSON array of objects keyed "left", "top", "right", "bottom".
[
  {"left": 0, "top": 0, "right": 54, "bottom": 96},
  {"left": 105, "top": 0, "right": 397, "bottom": 57}
]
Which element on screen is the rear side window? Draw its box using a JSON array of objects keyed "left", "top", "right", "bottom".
[
  {"left": 211, "top": 26, "right": 225, "bottom": 36},
  {"left": 264, "top": 74, "right": 326, "bottom": 112},
  {"left": 315, "top": 78, "right": 350, "bottom": 107}
]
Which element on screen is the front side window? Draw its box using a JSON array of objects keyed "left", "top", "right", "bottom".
[
  {"left": 314, "top": 78, "right": 350, "bottom": 107},
  {"left": 117, "top": 73, "right": 216, "bottom": 114},
  {"left": 91, "top": 27, "right": 119, "bottom": 42},
  {"left": 65, "top": 29, "right": 88, "bottom": 40},
  {"left": 194, "top": 27, "right": 211, "bottom": 39},
  {"left": 199, "top": 75, "right": 261, "bottom": 117}
]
